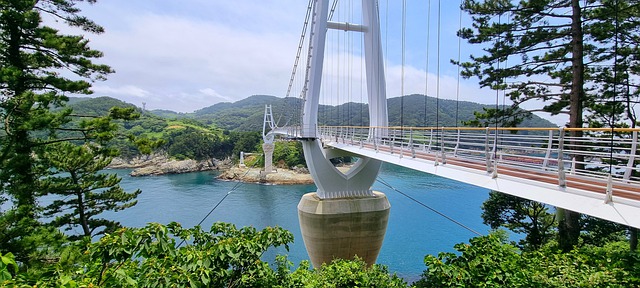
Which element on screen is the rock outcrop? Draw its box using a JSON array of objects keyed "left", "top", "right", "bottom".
[
  {"left": 218, "top": 166, "right": 314, "bottom": 185},
  {"left": 108, "top": 153, "right": 232, "bottom": 177}
]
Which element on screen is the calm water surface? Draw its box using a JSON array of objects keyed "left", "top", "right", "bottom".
[{"left": 105, "top": 163, "right": 491, "bottom": 280}]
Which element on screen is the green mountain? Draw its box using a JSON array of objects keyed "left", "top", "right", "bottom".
[
  {"left": 154, "top": 94, "right": 557, "bottom": 131},
  {"left": 69, "top": 95, "right": 557, "bottom": 133},
  {"left": 67, "top": 96, "right": 138, "bottom": 116}
]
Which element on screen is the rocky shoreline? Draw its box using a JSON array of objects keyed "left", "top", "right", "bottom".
[
  {"left": 109, "top": 154, "right": 355, "bottom": 185},
  {"left": 217, "top": 166, "right": 314, "bottom": 185},
  {"left": 107, "top": 154, "right": 315, "bottom": 185},
  {"left": 107, "top": 153, "right": 232, "bottom": 177}
]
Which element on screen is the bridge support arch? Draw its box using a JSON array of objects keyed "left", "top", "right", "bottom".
[{"left": 297, "top": 0, "right": 390, "bottom": 268}]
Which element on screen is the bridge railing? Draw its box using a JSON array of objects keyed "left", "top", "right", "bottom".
[{"left": 316, "top": 126, "right": 640, "bottom": 200}]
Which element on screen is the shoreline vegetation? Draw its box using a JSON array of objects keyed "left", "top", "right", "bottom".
[
  {"left": 107, "top": 153, "right": 316, "bottom": 184},
  {"left": 107, "top": 153, "right": 362, "bottom": 185}
]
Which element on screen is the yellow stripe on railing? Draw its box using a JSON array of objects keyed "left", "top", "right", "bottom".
[{"left": 323, "top": 126, "right": 640, "bottom": 133}]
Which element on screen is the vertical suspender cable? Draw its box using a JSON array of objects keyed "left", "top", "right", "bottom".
[
  {"left": 337, "top": 7, "right": 341, "bottom": 126},
  {"left": 348, "top": 0, "right": 353, "bottom": 127},
  {"left": 436, "top": 0, "right": 441, "bottom": 143},
  {"left": 493, "top": 14, "right": 502, "bottom": 160},
  {"left": 455, "top": 0, "right": 463, "bottom": 127},
  {"left": 501, "top": 16, "right": 510, "bottom": 132},
  {"left": 401, "top": 0, "right": 406, "bottom": 129},
  {"left": 610, "top": 0, "right": 619, "bottom": 175},
  {"left": 424, "top": 0, "right": 431, "bottom": 127},
  {"left": 361, "top": 29, "right": 364, "bottom": 126}
]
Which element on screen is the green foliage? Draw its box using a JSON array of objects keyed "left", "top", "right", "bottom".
[
  {"left": 3, "top": 222, "right": 293, "bottom": 287},
  {"left": 463, "top": 106, "right": 531, "bottom": 128},
  {"left": 1, "top": 222, "right": 410, "bottom": 287},
  {"left": 42, "top": 142, "right": 141, "bottom": 239},
  {"left": 84, "top": 222, "right": 294, "bottom": 287},
  {"left": 457, "top": 0, "right": 640, "bottom": 129},
  {"left": 284, "top": 258, "right": 407, "bottom": 288},
  {"left": 163, "top": 127, "right": 224, "bottom": 161},
  {"left": 273, "top": 141, "right": 305, "bottom": 168},
  {"left": 68, "top": 96, "right": 137, "bottom": 117},
  {"left": 457, "top": 0, "right": 640, "bottom": 252},
  {"left": 0, "top": 252, "right": 18, "bottom": 285},
  {"left": 228, "top": 131, "right": 262, "bottom": 160},
  {"left": 416, "top": 232, "right": 640, "bottom": 287},
  {"left": 0, "top": 0, "right": 112, "bottom": 262},
  {"left": 481, "top": 192, "right": 556, "bottom": 250}
]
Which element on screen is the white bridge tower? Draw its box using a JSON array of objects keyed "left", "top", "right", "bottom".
[{"left": 297, "top": 0, "right": 390, "bottom": 268}]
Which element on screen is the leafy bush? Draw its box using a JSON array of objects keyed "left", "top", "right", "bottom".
[{"left": 415, "top": 231, "right": 640, "bottom": 287}]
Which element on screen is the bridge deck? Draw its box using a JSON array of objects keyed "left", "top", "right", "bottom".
[
  {"left": 271, "top": 126, "right": 640, "bottom": 228},
  {"left": 322, "top": 135, "right": 640, "bottom": 229},
  {"left": 386, "top": 145, "right": 640, "bottom": 202}
]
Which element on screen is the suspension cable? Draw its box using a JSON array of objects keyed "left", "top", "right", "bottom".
[
  {"left": 328, "top": 0, "right": 339, "bottom": 20},
  {"left": 177, "top": 155, "right": 263, "bottom": 248},
  {"left": 376, "top": 177, "right": 482, "bottom": 236},
  {"left": 285, "top": 0, "right": 313, "bottom": 100},
  {"left": 281, "top": 0, "right": 314, "bottom": 127}
]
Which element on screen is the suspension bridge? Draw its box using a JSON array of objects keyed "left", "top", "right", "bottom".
[{"left": 261, "top": 0, "right": 640, "bottom": 267}]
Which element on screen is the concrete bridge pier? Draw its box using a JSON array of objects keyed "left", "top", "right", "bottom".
[
  {"left": 262, "top": 142, "right": 274, "bottom": 173},
  {"left": 298, "top": 191, "right": 390, "bottom": 267}
]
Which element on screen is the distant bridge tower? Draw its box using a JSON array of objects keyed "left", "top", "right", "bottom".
[
  {"left": 262, "top": 105, "right": 276, "bottom": 173},
  {"left": 298, "top": 0, "right": 390, "bottom": 268}
]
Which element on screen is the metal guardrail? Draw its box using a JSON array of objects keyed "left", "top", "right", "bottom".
[{"left": 308, "top": 126, "right": 640, "bottom": 201}]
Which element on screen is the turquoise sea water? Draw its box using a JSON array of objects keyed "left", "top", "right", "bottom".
[{"left": 104, "top": 163, "right": 491, "bottom": 281}]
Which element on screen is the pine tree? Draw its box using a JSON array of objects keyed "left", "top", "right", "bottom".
[
  {"left": 0, "top": 0, "right": 112, "bottom": 261},
  {"left": 42, "top": 142, "right": 141, "bottom": 239},
  {"left": 481, "top": 191, "right": 555, "bottom": 250},
  {"left": 458, "top": 0, "right": 639, "bottom": 251}
]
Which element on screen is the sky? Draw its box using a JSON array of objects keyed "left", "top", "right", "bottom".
[{"left": 63, "top": 0, "right": 566, "bottom": 125}]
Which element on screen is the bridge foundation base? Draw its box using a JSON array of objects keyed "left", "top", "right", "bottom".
[{"left": 297, "top": 191, "right": 390, "bottom": 268}]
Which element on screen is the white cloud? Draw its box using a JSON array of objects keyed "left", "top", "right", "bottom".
[
  {"left": 75, "top": 1, "right": 305, "bottom": 112},
  {"left": 93, "top": 85, "right": 150, "bottom": 98},
  {"left": 199, "top": 88, "right": 232, "bottom": 102}
]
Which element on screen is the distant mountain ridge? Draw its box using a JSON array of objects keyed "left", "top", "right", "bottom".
[
  {"left": 68, "top": 94, "right": 557, "bottom": 132},
  {"left": 152, "top": 94, "right": 557, "bottom": 131}
]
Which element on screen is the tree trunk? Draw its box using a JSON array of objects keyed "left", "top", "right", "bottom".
[
  {"left": 558, "top": 0, "right": 585, "bottom": 253},
  {"left": 557, "top": 208, "right": 581, "bottom": 252},
  {"left": 72, "top": 172, "right": 91, "bottom": 237},
  {"left": 631, "top": 228, "right": 638, "bottom": 251},
  {"left": 78, "top": 194, "right": 91, "bottom": 237}
]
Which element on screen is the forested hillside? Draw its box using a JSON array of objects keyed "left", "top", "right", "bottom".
[
  {"left": 150, "top": 94, "right": 557, "bottom": 131},
  {"left": 67, "top": 97, "right": 261, "bottom": 161}
]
